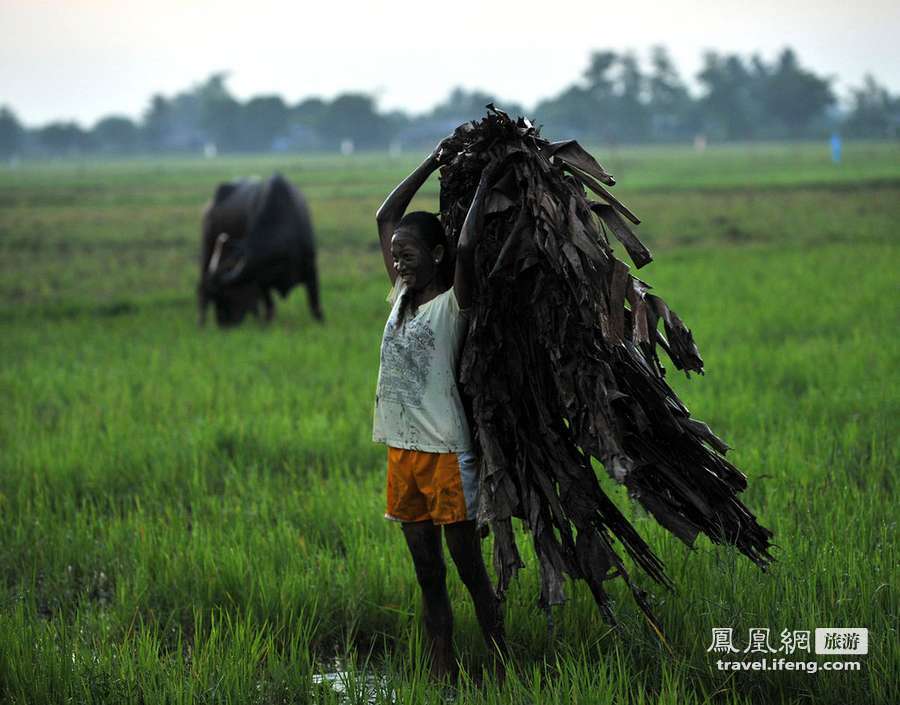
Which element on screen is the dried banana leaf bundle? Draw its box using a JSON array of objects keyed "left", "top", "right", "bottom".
[{"left": 439, "top": 106, "right": 773, "bottom": 630}]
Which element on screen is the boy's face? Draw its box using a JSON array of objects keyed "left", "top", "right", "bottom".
[{"left": 390, "top": 229, "right": 442, "bottom": 291}]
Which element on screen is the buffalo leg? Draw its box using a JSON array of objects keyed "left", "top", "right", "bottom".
[
  {"left": 197, "top": 285, "right": 209, "bottom": 327},
  {"left": 305, "top": 266, "right": 324, "bottom": 321},
  {"left": 262, "top": 289, "right": 275, "bottom": 322}
]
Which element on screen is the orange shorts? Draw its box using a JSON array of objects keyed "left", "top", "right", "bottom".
[{"left": 385, "top": 447, "right": 479, "bottom": 525}]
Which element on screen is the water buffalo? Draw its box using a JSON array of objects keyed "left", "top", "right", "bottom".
[{"left": 198, "top": 173, "right": 323, "bottom": 326}]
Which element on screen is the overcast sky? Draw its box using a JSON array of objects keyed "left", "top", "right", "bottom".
[{"left": 1, "top": 0, "right": 898, "bottom": 126}]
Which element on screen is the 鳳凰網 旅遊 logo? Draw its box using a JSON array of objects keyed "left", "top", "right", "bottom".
[{"left": 706, "top": 627, "right": 868, "bottom": 674}]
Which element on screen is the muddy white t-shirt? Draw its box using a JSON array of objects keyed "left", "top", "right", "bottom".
[{"left": 372, "top": 280, "right": 473, "bottom": 453}]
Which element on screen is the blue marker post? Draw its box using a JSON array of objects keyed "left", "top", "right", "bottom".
[{"left": 830, "top": 133, "right": 842, "bottom": 164}]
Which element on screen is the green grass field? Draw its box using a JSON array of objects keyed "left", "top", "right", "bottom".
[{"left": 1, "top": 142, "right": 898, "bottom": 704}]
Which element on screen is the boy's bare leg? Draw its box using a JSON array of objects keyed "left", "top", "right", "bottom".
[
  {"left": 401, "top": 521, "right": 456, "bottom": 679},
  {"left": 444, "top": 520, "right": 507, "bottom": 677}
]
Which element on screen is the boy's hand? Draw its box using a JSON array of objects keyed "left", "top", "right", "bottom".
[{"left": 431, "top": 134, "right": 457, "bottom": 166}]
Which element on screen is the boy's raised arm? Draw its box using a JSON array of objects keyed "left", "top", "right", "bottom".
[
  {"left": 454, "top": 161, "right": 500, "bottom": 310},
  {"left": 376, "top": 138, "right": 450, "bottom": 284}
]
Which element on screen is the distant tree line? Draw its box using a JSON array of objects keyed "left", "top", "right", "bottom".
[{"left": 1, "top": 47, "right": 898, "bottom": 158}]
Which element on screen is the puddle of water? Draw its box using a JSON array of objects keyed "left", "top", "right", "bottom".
[
  {"left": 312, "top": 660, "right": 395, "bottom": 704},
  {"left": 312, "top": 659, "right": 468, "bottom": 703}
]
